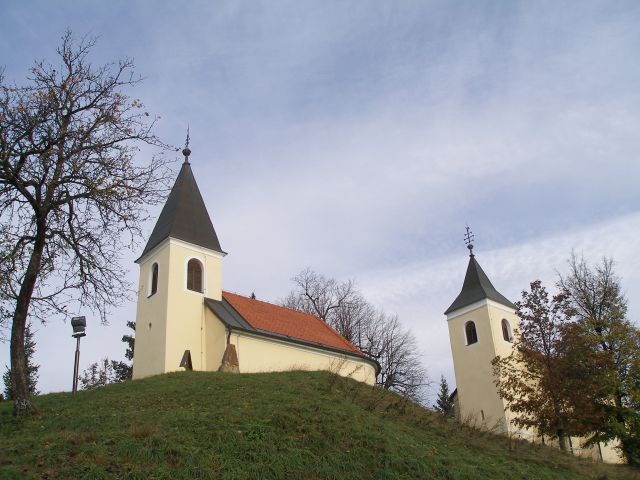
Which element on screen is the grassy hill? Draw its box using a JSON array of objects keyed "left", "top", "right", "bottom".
[{"left": 0, "top": 371, "right": 637, "bottom": 479}]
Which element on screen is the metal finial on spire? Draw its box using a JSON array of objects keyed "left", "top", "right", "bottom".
[
  {"left": 182, "top": 125, "right": 191, "bottom": 163},
  {"left": 464, "top": 225, "right": 475, "bottom": 256}
]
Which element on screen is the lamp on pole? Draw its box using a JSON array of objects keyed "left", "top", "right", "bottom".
[{"left": 71, "top": 316, "right": 86, "bottom": 394}]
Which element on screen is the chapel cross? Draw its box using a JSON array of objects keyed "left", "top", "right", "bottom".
[
  {"left": 464, "top": 225, "right": 475, "bottom": 256},
  {"left": 182, "top": 126, "right": 191, "bottom": 163}
]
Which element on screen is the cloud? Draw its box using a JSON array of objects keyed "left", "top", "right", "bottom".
[
  {"left": 356, "top": 211, "right": 640, "bottom": 386},
  {"left": 1, "top": 1, "right": 640, "bottom": 395}
]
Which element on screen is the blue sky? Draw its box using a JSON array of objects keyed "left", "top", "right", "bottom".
[{"left": 1, "top": 1, "right": 639, "bottom": 398}]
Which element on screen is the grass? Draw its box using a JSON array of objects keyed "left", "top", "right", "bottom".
[{"left": 0, "top": 370, "right": 638, "bottom": 479}]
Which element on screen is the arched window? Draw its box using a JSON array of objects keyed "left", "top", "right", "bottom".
[
  {"left": 465, "top": 321, "right": 478, "bottom": 345},
  {"left": 150, "top": 263, "right": 159, "bottom": 296},
  {"left": 187, "top": 258, "right": 203, "bottom": 293},
  {"left": 501, "top": 319, "right": 513, "bottom": 342}
]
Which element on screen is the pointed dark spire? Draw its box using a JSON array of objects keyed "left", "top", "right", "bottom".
[
  {"left": 444, "top": 230, "right": 515, "bottom": 315},
  {"left": 138, "top": 146, "right": 223, "bottom": 260}
]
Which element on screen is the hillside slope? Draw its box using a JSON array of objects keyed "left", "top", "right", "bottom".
[{"left": 0, "top": 371, "right": 637, "bottom": 479}]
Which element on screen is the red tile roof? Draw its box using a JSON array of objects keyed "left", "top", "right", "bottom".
[{"left": 222, "top": 291, "right": 361, "bottom": 355}]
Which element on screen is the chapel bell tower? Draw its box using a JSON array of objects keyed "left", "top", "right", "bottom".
[
  {"left": 132, "top": 136, "right": 226, "bottom": 379},
  {"left": 445, "top": 228, "right": 519, "bottom": 433}
]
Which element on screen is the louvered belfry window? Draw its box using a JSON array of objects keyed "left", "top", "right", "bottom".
[{"left": 187, "top": 259, "right": 203, "bottom": 293}]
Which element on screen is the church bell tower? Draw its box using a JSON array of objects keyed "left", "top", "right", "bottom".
[
  {"left": 445, "top": 228, "right": 519, "bottom": 433},
  {"left": 132, "top": 136, "right": 226, "bottom": 379}
]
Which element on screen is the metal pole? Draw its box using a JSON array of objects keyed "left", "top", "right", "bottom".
[{"left": 72, "top": 336, "right": 81, "bottom": 393}]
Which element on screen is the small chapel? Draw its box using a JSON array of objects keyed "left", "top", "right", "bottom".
[
  {"left": 131, "top": 144, "right": 378, "bottom": 385},
  {"left": 445, "top": 235, "right": 623, "bottom": 463}
]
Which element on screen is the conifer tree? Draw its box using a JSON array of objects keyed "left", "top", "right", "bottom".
[
  {"left": 433, "top": 375, "right": 455, "bottom": 417},
  {"left": 3, "top": 322, "right": 39, "bottom": 400},
  {"left": 110, "top": 320, "right": 135, "bottom": 382},
  {"left": 80, "top": 320, "right": 135, "bottom": 387}
]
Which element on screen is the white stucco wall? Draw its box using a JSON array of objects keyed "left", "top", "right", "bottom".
[
  {"left": 447, "top": 299, "right": 520, "bottom": 432},
  {"left": 226, "top": 329, "right": 377, "bottom": 385},
  {"left": 133, "top": 238, "right": 223, "bottom": 379},
  {"left": 132, "top": 241, "right": 170, "bottom": 379}
]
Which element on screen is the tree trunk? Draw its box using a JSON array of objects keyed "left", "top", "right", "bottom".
[
  {"left": 621, "top": 438, "right": 638, "bottom": 467},
  {"left": 614, "top": 393, "right": 638, "bottom": 466},
  {"left": 10, "top": 225, "right": 46, "bottom": 416},
  {"left": 557, "top": 430, "right": 570, "bottom": 453}
]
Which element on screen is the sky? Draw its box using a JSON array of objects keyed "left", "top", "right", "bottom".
[{"left": 1, "top": 1, "right": 639, "bottom": 400}]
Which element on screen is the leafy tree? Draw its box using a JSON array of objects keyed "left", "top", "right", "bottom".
[
  {"left": 433, "top": 375, "right": 455, "bottom": 418},
  {"left": 0, "top": 32, "right": 171, "bottom": 415},
  {"left": 558, "top": 255, "right": 640, "bottom": 465},
  {"left": 282, "top": 268, "right": 428, "bottom": 401},
  {"left": 79, "top": 358, "right": 116, "bottom": 390},
  {"left": 3, "top": 322, "right": 39, "bottom": 399},
  {"left": 492, "top": 281, "right": 608, "bottom": 451}
]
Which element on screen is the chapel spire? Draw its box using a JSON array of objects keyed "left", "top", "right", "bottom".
[
  {"left": 138, "top": 135, "right": 223, "bottom": 260},
  {"left": 444, "top": 228, "right": 515, "bottom": 315}
]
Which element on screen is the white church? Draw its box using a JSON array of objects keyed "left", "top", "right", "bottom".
[
  {"left": 445, "top": 241, "right": 623, "bottom": 464},
  {"left": 131, "top": 145, "right": 378, "bottom": 385}
]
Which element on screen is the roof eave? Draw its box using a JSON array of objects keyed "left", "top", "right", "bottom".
[{"left": 135, "top": 236, "right": 227, "bottom": 264}]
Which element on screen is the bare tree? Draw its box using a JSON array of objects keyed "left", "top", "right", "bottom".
[
  {"left": 0, "top": 32, "right": 172, "bottom": 415},
  {"left": 282, "top": 268, "right": 358, "bottom": 324},
  {"left": 282, "top": 268, "right": 428, "bottom": 401},
  {"left": 0, "top": 226, "right": 10, "bottom": 338},
  {"left": 370, "top": 312, "right": 427, "bottom": 400},
  {"left": 558, "top": 254, "right": 640, "bottom": 465}
]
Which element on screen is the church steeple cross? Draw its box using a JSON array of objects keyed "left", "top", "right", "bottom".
[
  {"left": 182, "top": 126, "right": 191, "bottom": 164},
  {"left": 464, "top": 225, "right": 475, "bottom": 256}
]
